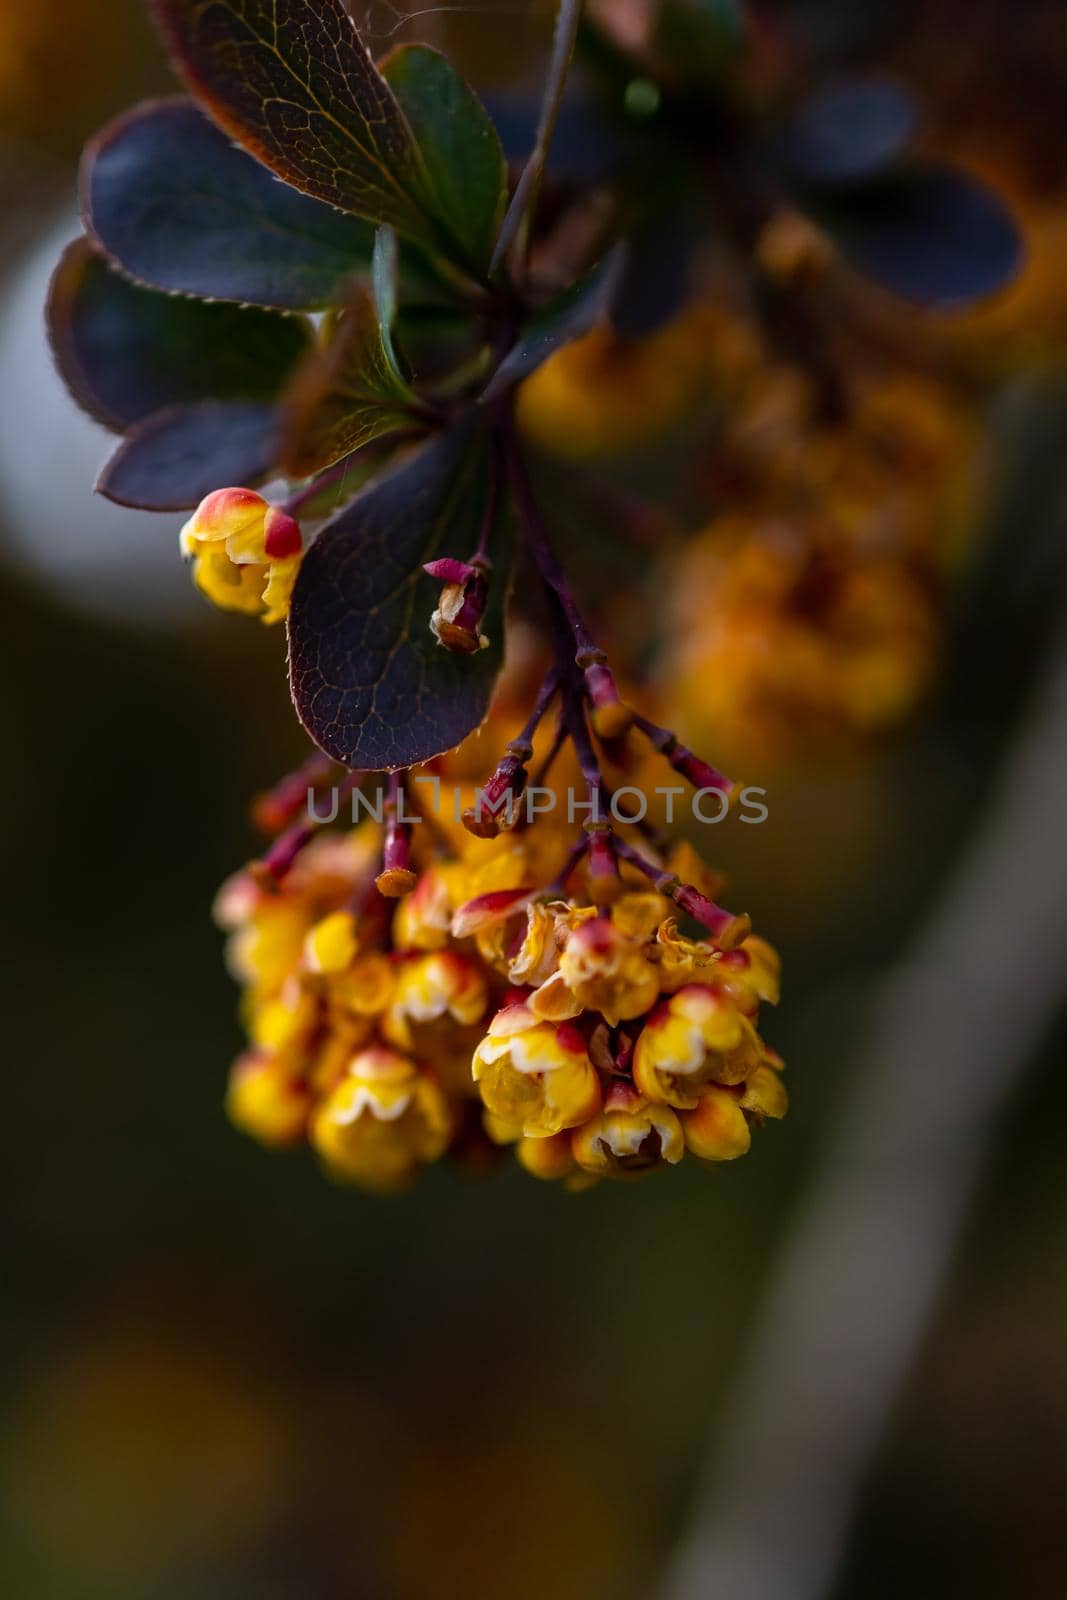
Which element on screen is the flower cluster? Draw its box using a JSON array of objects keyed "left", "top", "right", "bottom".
[
  {"left": 460, "top": 868, "right": 783, "bottom": 1186},
  {"left": 519, "top": 298, "right": 974, "bottom": 768},
  {"left": 217, "top": 737, "right": 784, "bottom": 1193},
  {"left": 663, "top": 364, "right": 971, "bottom": 766},
  {"left": 46, "top": 0, "right": 1042, "bottom": 1218}
]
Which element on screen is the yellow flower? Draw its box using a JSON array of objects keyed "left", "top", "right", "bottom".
[
  {"left": 308, "top": 1020, "right": 374, "bottom": 1096},
  {"left": 633, "top": 983, "right": 765, "bottom": 1108},
  {"left": 681, "top": 1084, "right": 752, "bottom": 1162},
  {"left": 328, "top": 952, "right": 396, "bottom": 1020},
  {"left": 479, "top": 900, "right": 573, "bottom": 992},
  {"left": 226, "top": 1050, "right": 311, "bottom": 1148},
  {"left": 713, "top": 936, "right": 782, "bottom": 1011},
  {"left": 393, "top": 864, "right": 463, "bottom": 952},
  {"left": 304, "top": 910, "right": 359, "bottom": 975},
  {"left": 451, "top": 885, "right": 535, "bottom": 944},
  {"left": 220, "top": 891, "right": 312, "bottom": 999},
  {"left": 180, "top": 488, "right": 302, "bottom": 625},
  {"left": 381, "top": 951, "right": 490, "bottom": 1099},
  {"left": 533, "top": 914, "right": 659, "bottom": 1026},
  {"left": 664, "top": 521, "right": 940, "bottom": 768},
  {"left": 310, "top": 1046, "right": 453, "bottom": 1192},
  {"left": 571, "top": 1084, "right": 684, "bottom": 1179},
  {"left": 483, "top": 1109, "right": 524, "bottom": 1146},
  {"left": 516, "top": 1131, "right": 580, "bottom": 1182},
  {"left": 384, "top": 951, "right": 488, "bottom": 1046},
  {"left": 510, "top": 902, "right": 570, "bottom": 986},
  {"left": 739, "top": 1063, "right": 789, "bottom": 1121},
  {"left": 472, "top": 1004, "right": 601, "bottom": 1138},
  {"left": 610, "top": 892, "right": 672, "bottom": 941},
  {"left": 248, "top": 979, "right": 319, "bottom": 1061},
  {"left": 653, "top": 918, "right": 718, "bottom": 992}
]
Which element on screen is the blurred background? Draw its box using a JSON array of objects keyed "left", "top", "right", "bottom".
[{"left": 3, "top": 2, "right": 1067, "bottom": 1597}]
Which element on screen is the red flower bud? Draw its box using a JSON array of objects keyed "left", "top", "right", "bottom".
[
  {"left": 263, "top": 506, "right": 302, "bottom": 560},
  {"left": 462, "top": 742, "right": 531, "bottom": 839},
  {"left": 579, "top": 653, "right": 633, "bottom": 738},
  {"left": 427, "top": 556, "right": 491, "bottom": 654},
  {"left": 424, "top": 558, "right": 477, "bottom": 585},
  {"left": 376, "top": 787, "right": 416, "bottom": 898},
  {"left": 585, "top": 825, "right": 619, "bottom": 904}
]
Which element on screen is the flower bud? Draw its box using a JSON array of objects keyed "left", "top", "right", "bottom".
[
  {"left": 517, "top": 1131, "right": 579, "bottom": 1182},
  {"left": 376, "top": 865, "right": 418, "bottom": 898},
  {"left": 681, "top": 1083, "right": 752, "bottom": 1162},
  {"left": 578, "top": 651, "right": 633, "bottom": 738},
  {"left": 461, "top": 741, "right": 531, "bottom": 838},
  {"left": 739, "top": 1063, "right": 789, "bottom": 1121},
  {"left": 226, "top": 1049, "right": 311, "bottom": 1148},
  {"left": 426, "top": 556, "right": 491, "bottom": 654},
  {"left": 180, "top": 488, "right": 303, "bottom": 625},
  {"left": 304, "top": 910, "right": 359, "bottom": 975},
  {"left": 375, "top": 793, "right": 416, "bottom": 898}
]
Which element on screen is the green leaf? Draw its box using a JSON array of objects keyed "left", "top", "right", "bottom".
[
  {"left": 48, "top": 238, "right": 312, "bottom": 431},
  {"left": 279, "top": 285, "right": 423, "bottom": 478},
  {"left": 480, "top": 245, "right": 626, "bottom": 402},
  {"left": 82, "top": 98, "right": 373, "bottom": 310},
  {"left": 288, "top": 418, "right": 511, "bottom": 770},
  {"left": 381, "top": 44, "right": 507, "bottom": 272},
  {"left": 152, "top": 0, "right": 437, "bottom": 249},
  {"left": 372, "top": 226, "right": 407, "bottom": 386},
  {"left": 96, "top": 401, "right": 279, "bottom": 509}
]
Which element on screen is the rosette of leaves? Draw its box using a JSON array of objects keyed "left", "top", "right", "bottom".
[{"left": 50, "top": 0, "right": 622, "bottom": 771}]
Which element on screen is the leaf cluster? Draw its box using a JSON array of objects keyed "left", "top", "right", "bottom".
[{"left": 50, "top": 0, "right": 1023, "bottom": 771}]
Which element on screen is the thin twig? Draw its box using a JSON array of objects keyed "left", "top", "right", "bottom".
[
  {"left": 503, "top": 428, "right": 600, "bottom": 661},
  {"left": 490, "top": 0, "right": 585, "bottom": 276}
]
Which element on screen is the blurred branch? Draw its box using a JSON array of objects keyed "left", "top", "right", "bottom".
[
  {"left": 491, "top": 0, "right": 583, "bottom": 274},
  {"left": 660, "top": 618, "right": 1067, "bottom": 1600}
]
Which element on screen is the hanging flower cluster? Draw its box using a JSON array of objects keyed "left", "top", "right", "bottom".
[
  {"left": 217, "top": 721, "right": 783, "bottom": 1191},
  {"left": 48, "top": 0, "right": 1022, "bottom": 1199}
]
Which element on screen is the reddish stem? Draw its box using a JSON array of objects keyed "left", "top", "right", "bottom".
[
  {"left": 631, "top": 712, "right": 736, "bottom": 798},
  {"left": 377, "top": 774, "right": 417, "bottom": 897},
  {"left": 255, "top": 768, "right": 364, "bottom": 884},
  {"left": 612, "top": 837, "right": 749, "bottom": 947},
  {"left": 253, "top": 751, "right": 337, "bottom": 835}
]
